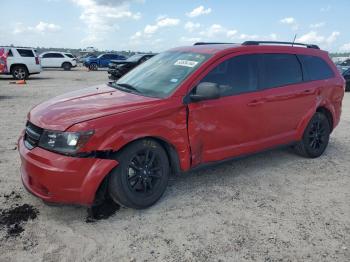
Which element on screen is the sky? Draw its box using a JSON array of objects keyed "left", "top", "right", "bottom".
[{"left": 1, "top": 0, "right": 350, "bottom": 53}]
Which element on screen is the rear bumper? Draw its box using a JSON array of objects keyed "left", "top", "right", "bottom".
[
  {"left": 28, "top": 65, "right": 42, "bottom": 74},
  {"left": 18, "top": 136, "right": 118, "bottom": 206}
]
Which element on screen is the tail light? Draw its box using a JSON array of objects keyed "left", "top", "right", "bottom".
[{"left": 35, "top": 56, "right": 40, "bottom": 65}]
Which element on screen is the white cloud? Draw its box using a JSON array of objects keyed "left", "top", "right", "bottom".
[
  {"left": 72, "top": 0, "right": 141, "bottom": 44},
  {"left": 199, "top": 24, "right": 225, "bottom": 38},
  {"left": 226, "top": 30, "right": 238, "bottom": 39},
  {"left": 143, "top": 17, "right": 180, "bottom": 35},
  {"left": 238, "top": 34, "right": 259, "bottom": 40},
  {"left": 280, "top": 17, "right": 299, "bottom": 30},
  {"left": 13, "top": 21, "right": 61, "bottom": 34},
  {"left": 340, "top": 43, "right": 350, "bottom": 52},
  {"left": 280, "top": 17, "right": 295, "bottom": 25},
  {"left": 184, "top": 22, "right": 200, "bottom": 32},
  {"left": 320, "top": 5, "right": 331, "bottom": 12},
  {"left": 297, "top": 31, "right": 340, "bottom": 47},
  {"left": 130, "top": 16, "right": 180, "bottom": 43},
  {"left": 310, "top": 22, "right": 325, "bottom": 29},
  {"left": 186, "top": 6, "right": 211, "bottom": 18},
  {"left": 180, "top": 36, "right": 201, "bottom": 43}
]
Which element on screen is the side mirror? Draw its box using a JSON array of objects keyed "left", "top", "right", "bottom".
[{"left": 189, "top": 82, "right": 220, "bottom": 102}]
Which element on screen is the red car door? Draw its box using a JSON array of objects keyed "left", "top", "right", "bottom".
[
  {"left": 255, "top": 53, "right": 316, "bottom": 144},
  {"left": 187, "top": 54, "right": 269, "bottom": 166}
]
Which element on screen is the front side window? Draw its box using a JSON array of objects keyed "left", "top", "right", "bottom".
[
  {"left": 111, "top": 51, "right": 211, "bottom": 98},
  {"left": 298, "top": 55, "right": 334, "bottom": 81},
  {"left": 199, "top": 54, "right": 259, "bottom": 96},
  {"left": 260, "top": 54, "right": 302, "bottom": 89},
  {"left": 65, "top": 53, "right": 74, "bottom": 58}
]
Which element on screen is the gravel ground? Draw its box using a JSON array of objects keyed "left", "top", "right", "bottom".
[{"left": 0, "top": 69, "right": 349, "bottom": 262}]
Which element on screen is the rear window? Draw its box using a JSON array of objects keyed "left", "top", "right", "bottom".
[
  {"left": 17, "top": 49, "right": 34, "bottom": 57},
  {"left": 298, "top": 55, "right": 334, "bottom": 81},
  {"left": 260, "top": 54, "right": 302, "bottom": 89}
]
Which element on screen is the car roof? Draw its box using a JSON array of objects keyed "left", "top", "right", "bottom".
[
  {"left": 170, "top": 42, "right": 326, "bottom": 56},
  {"left": 0, "top": 46, "right": 34, "bottom": 49}
]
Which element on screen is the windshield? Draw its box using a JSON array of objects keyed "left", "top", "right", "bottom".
[{"left": 111, "top": 51, "right": 211, "bottom": 98}]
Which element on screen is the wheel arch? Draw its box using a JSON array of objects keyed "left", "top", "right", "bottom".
[
  {"left": 61, "top": 61, "right": 72, "bottom": 67},
  {"left": 115, "top": 136, "right": 182, "bottom": 175},
  {"left": 316, "top": 106, "right": 334, "bottom": 132},
  {"left": 92, "top": 136, "right": 182, "bottom": 206},
  {"left": 10, "top": 63, "right": 28, "bottom": 73}
]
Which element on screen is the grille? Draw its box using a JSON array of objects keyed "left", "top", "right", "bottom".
[{"left": 24, "top": 122, "right": 43, "bottom": 149}]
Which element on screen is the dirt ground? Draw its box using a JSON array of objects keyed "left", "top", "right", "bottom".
[{"left": 0, "top": 69, "right": 349, "bottom": 262}]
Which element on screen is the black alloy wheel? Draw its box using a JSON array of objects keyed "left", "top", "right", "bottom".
[
  {"left": 294, "top": 112, "right": 330, "bottom": 158},
  {"left": 108, "top": 139, "right": 169, "bottom": 209}
]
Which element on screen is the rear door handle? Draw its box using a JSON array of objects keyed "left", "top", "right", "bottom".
[{"left": 247, "top": 99, "right": 266, "bottom": 107}]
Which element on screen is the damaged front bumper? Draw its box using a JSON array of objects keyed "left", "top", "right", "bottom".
[{"left": 18, "top": 136, "right": 118, "bottom": 206}]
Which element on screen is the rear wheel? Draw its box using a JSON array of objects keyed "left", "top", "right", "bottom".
[
  {"left": 89, "top": 63, "right": 98, "bottom": 71},
  {"left": 12, "top": 65, "right": 28, "bottom": 80},
  {"left": 62, "top": 62, "right": 72, "bottom": 71},
  {"left": 108, "top": 139, "right": 169, "bottom": 209},
  {"left": 294, "top": 112, "right": 330, "bottom": 158}
]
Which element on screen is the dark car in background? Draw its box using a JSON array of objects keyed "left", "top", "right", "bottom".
[
  {"left": 337, "top": 58, "right": 350, "bottom": 73},
  {"left": 108, "top": 53, "right": 156, "bottom": 80},
  {"left": 84, "top": 53, "right": 126, "bottom": 70},
  {"left": 343, "top": 68, "right": 350, "bottom": 91}
]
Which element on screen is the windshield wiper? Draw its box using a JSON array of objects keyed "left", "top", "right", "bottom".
[{"left": 114, "top": 83, "right": 141, "bottom": 94}]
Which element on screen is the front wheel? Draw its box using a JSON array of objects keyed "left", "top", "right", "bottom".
[
  {"left": 294, "top": 112, "right": 330, "bottom": 158},
  {"left": 89, "top": 63, "right": 98, "bottom": 71},
  {"left": 108, "top": 139, "right": 169, "bottom": 209}
]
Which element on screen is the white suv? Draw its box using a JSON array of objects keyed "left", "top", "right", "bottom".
[
  {"left": 0, "top": 46, "right": 42, "bottom": 80},
  {"left": 40, "top": 52, "right": 77, "bottom": 70}
]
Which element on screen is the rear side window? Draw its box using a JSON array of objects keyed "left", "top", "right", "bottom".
[
  {"left": 17, "top": 49, "right": 34, "bottom": 57},
  {"left": 52, "top": 53, "right": 64, "bottom": 58},
  {"left": 298, "top": 55, "right": 334, "bottom": 81},
  {"left": 8, "top": 50, "right": 13, "bottom": 57},
  {"left": 200, "top": 54, "right": 259, "bottom": 96},
  {"left": 260, "top": 54, "right": 302, "bottom": 89},
  {"left": 42, "top": 53, "right": 53, "bottom": 58}
]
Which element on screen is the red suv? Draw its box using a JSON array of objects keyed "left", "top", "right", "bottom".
[{"left": 18, "top": 41, "right": 345, "bottom": 209}]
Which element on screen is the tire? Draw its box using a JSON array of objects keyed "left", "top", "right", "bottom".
[
  {"left": 12, "top": 65, "right": 28, "bottom": 80},
  {"left": 294, "top": 112, "right": 330, "bottom": 158},
  {"left": 89, "top": 63, "right": 98, "bottom": 71},
  {"left": 108, "top": 139, "right": 170, "bottom": 209},
  {"left": 62, "top": 62, "right": 72, "bottom": 71}
]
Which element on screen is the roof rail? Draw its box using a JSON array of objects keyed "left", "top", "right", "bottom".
[
  {"left": 194, "top": 42, "right": 235, "bottom": 46},
  {"left": 242, "top": 41, "right": 320, "bottom": 49}
]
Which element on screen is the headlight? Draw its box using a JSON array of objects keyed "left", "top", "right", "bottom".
[{"left": 39, "top": 130, "right": 94, "bottom": 155}]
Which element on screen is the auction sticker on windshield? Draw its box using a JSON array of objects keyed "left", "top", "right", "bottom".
[{"left": 174, "top": 60, "right": 198, "bottom": 68}]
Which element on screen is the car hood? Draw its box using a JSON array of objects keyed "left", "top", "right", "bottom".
[{"left": 28, "top": 84, "right": 159, "bottom": 131}]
